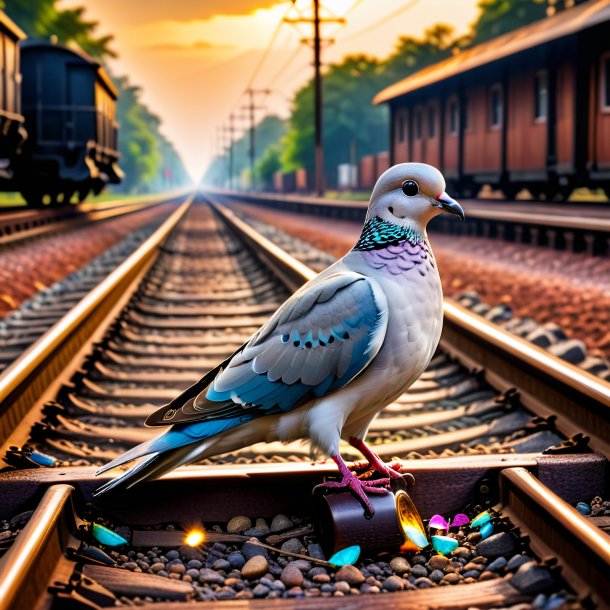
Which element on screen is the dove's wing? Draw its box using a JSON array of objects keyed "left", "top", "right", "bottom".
[{"left": 145, "top": 271, "right": 388, "bottom": 426}]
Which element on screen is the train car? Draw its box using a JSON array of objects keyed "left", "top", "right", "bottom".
[
  {"left": 373, "top": 0, "right": 610, "bottom": 200},
  {"left": 0, "top": 12, "right": 27, "bottom": 183},
  {"left": 17, "top": 39, "right": 123, "bottom": 206}
]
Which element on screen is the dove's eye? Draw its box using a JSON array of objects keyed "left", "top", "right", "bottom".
[{"left": 402, "top": 180, "right": 419, "bottom": 197}]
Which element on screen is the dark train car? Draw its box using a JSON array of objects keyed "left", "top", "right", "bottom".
[
  {"left": 0, "top": 12, "right": 26, "bottom": 181},
  {"left": 374, "top": 0, "right": 610, "bottom": 200},
  {"left": 17, "top": 39, "right": 123, "bottom": 206}
]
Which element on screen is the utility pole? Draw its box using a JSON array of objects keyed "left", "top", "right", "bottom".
[
  {"left": 242, "top": 89, "right": 269, "bottom": 191},
  {"left": 285, "top": 1, "right": 344, "bottom": 196}
]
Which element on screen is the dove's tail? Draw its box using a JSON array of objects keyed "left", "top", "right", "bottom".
[{"left": 93, "top": 416, "right": 255, "bottom": 496}]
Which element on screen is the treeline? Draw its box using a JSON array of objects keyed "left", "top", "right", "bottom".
[
  {"left": 2, "top": 0, "right": 190, "bottom": 193},
  {"left": 204, "top": 0, "right": 547, "bottom": 190}
]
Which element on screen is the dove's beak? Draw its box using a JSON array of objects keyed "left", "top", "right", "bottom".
[{"left": 436, "top": 192, "right": 465, "bottom": 220}]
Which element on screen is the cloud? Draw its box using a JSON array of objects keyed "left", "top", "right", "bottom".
[
  {"left": 145, "top": 40, "right": 233, "bottom": 52},
  {"left": 86, "top": 0, "right": 282, "bottom": 24}
]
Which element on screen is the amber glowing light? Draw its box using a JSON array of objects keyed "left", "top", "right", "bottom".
[
  {"left": 395, "top": 490, "right": 428, "bottom": 552},
  {"left": 184, "top": 529, "right": 205, "bottom": 547}
]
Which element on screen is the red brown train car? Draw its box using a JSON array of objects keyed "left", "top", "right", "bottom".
[{"left": 374, "top": 0, "right": 610, "bottom": 200}]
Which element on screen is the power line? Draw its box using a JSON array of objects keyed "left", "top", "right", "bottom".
[{"left": 334, "top": 0, "right": 423, "bottom": 47}]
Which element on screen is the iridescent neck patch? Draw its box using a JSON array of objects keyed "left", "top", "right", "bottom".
[{"left": 353, "top": 216, "right": 424, "bottom": 251}]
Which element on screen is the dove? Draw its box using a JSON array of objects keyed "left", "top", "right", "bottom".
[{"left": 94, "top": 162, "right": 464, "bottom": 515}]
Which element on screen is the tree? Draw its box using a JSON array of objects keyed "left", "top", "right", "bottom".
[
  {"left": 2, "top": 0, "right": 189, "bottom": 192},
  {"left": 254, "top": 145, "right": 281, "bottom": 190},
  {"left": 2, "top": 0, "right": 115, "bottom": 58},
  {"left": 468, "top": 0, "right": 547, "bottom": 46}
]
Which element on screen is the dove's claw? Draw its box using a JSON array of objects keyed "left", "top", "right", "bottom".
[
  {"left": 313, "top": 453, "right": 393, "bottom": 516},
  {"left": 349, "top": 437, "right": 405, "bottom": 480}
]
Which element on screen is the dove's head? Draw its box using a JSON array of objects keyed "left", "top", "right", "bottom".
[{"left": 366, "top": 163, "right": 464, "bottom": 230}]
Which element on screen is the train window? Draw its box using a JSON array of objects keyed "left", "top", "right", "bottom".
[
  {"left": 603, "top": 55, "right": 610, "bottom": 110},
  {"left": 448, "top": 98, "right": 459, "bottom": 135},
  {"left": 489, "top": 85, "right": 503, "bottom": 128},
  {"left": 415, "top": 109, "right": 423, "bottom": 139},
  {"left": 534, "top": 71, "right": 548, "bottom": 120},
  {"left": 428, "top": 106, "right": 436, "bottom": 138}
]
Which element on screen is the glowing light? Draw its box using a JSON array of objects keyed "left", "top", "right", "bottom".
[
  {"left": 185, "top": 530, "right": 205, "bottom": 547},
  {"left": 395, "top": 490, "right": 428, "bottom": 551}
]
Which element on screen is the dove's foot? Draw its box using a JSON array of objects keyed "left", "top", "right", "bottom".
[
  {"left": 349, "top": 436, "right": 412, "bottom": 484},
  {"left": 313, "top": 453, "right": 390, "bottom": 516}
]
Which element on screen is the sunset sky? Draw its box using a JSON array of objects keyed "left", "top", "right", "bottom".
[{"left": 58, "top": 0, "right": 481, "bottom": 181}]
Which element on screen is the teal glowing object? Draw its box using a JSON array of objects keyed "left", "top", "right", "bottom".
[
  {"left": 92, "top": 523, "right": 128, "bottom": 547},
  {"left": 471, "top": 511, "right": 491, "bottom": 528},
  {"left": 404, "top": 525, "right": 428, "bottom": 549},
  {"left": 431, "top": 535, "right": 458, "bottom": 555},
  {"left": 479, "top": 522, "right": 494, "bottom": 539},
  {"left": 329, "top": 545, "right": 361, "bottom": 567},
  {"left": 30, "top": 451, "right": 56, "bottom": 467}
]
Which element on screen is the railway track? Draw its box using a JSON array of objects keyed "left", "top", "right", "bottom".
[
  {"left": 0, "top": 192, "right": 185, "bottom": 247},
  {"left": 0, "top": 193, "right": 607, "bottom": 609},
  {"left": 216, "top": 190, "right": 610, "bottom": 257}
]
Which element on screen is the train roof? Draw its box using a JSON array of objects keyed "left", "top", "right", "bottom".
[
  {"left": 373, "top": 0, "right": 610, "bottom": 105},
  {"left": 20, "top": 38, "right": 118, "bottom": 98},
  {"left": 0, "top": 10, "right": 26, "bottom": 40}
]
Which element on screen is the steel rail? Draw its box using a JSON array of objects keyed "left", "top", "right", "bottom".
[
  {"left": 214, "top": 189, "right": 610, "bottom": 233},
  {"left": 0, "top": 190, "right": 188, "bottom": 246},
  {"left": 0, "top": 194, "right": 193, "bottom": 449},
  {"left": 208, "top": 194, "right": 610, "bottom": 457},
  {"left": 501, "top": 468, "right": 610, "bottom": 609},
  {"left": 0, "top": 484, "right": 74, "bottom": 610}
]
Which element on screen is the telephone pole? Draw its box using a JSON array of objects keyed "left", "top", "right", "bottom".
[
  {"left": 285, "top": 1, "right": 344, "bottom": 196},
  {"left": 242, "top": 89, "right": 269, "bottom": 190}
]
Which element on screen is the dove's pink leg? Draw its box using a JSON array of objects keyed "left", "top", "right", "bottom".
[
  {"left": 313, "top": 453, "right": 390, "bottom": 515},
  {"left": 349, "top": 436, "right": 403, "bottom": 480}
]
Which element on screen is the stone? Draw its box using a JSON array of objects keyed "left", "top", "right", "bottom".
[
  {"left": 463, "top": 562, "right": 482, "bottom": 572},
  {"left": 212, "top": 559, "right": 231, "bottom": 572},
  {"left": 511, "top": 563, "right": 555, "bottom": 594},
  {"left": 186, "top": 569, "right": 200, "bottom": 579},
  {"left": 360, "top": 584, "right": 380, "bottom": 594},
  {"left": 335, "top": 565, "right": 365, "bottom": 586},
  {"left": 227, "top": 552, "right": 246, "bottom": 570},
  {"left": 166, "top": 550, "right": 180, "bottom": 560},
  {"left": 429, "top": 569, "right": 444, "bottom": 583},
  {"left": 442, "top": 573, "right": 461, "bottom": 584},
  {"left": 227, "top": 516, "right": 252, "bottom": 534},
  {"left": 412, "top": 554, "right": 427, "bottom": 565},
  {"left": 389, "top": 556, "right": 410, "bottom": 575},
  {"left": 252, "top": 584, "right": 270, "bottom": 598},
  {"left": 466, "top": 532, "right": 482, "bottom": 544},
  {"left": 462, "top": 570, "right": 480, "bottom": 579},
  {"left": 479, "top": 571, "right": 499, "bottom": 581},
  {"left": 241, "top": 541, "right": 269, "bottom": 560},
  {"left": 215, "top": 587, "right": 236, "bottom": 600},
  {"left": 476, "top": 532, "right": 515, "bottom": 558},
  {"left": 199, "top": 568, "right": 225, "bottom": 585},
  {"left": 150, "top": 562, "right": 164, "bottom": 572},
  {"left": 281, "top": 565, "right": 304, "bottom": 588},
  {"left": 486, "top": 556, "right": 507, "bottom": 572},
  {"left": 428, "top": 555, "right": 449, "bottom": 571},
  {"left": 186, "top": 559, "right": 202, "bottom": 570},
  {"left": 410, "top": 564, "right": 428, "bottom": 578},
  {"left": 334, "top": 581, "right": 350, "bottom": 594},
  {"left": 507, "top": 554, "right": 532, "bottom": 571},
  {"left": 242, "top": 555, "right": 269, "bottom": 580},
  {"left": 286, "top": 586, "right": 305, "bottom": 598},
  {"left": 313, "top": 573, "right": 330, "bottom": 584},
  {"left": 290, "top": 559, "right": 312, "bottom": 572},
  {"left": 414, "top": 577, "right": 433, "bottom": 588},
  {"left": 451, "top": 546, "right": 471, "bottom": 559},
  {"left": 168, "top": 563, "right": 185, "bottom": 575},
  {"left": 270, "top": 514, "right": 293, "bottom": 532},
  {"left": 281, "top": 538, "right": 306, "bottom": 555},
  {"left": 382, "top": 575, "right": 404, "bottom": 591},
  {"left": 307, "top": 543, "right": 325, "bottom": 560}
]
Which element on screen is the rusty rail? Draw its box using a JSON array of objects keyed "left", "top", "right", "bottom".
[
  {"left": 0, "top": 195, "right": 193, "bottom": 454},
  {"left": 207, "top": 194, "right": 610, "bottom": 458}
]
